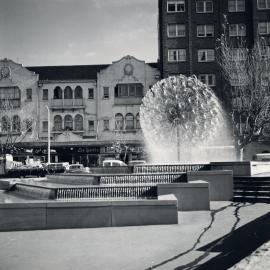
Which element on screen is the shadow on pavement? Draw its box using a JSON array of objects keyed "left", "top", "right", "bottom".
[{"left": 174, "top": 209, "right": 270, "bottom": 270}]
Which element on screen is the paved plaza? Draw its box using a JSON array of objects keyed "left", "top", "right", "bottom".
[{"left": 0, "top": 201, "right": 269, "bottom": 270}]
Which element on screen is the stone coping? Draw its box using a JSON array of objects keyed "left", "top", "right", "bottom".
[
  {"left": 187, "top": 170, "right": 233, "bottom": 175},
  {"left": 157, "top": 180, "right": 208, "bottom": 188},
  {"left": 0, "top": 196, "right": 177, "bottom": 209}
]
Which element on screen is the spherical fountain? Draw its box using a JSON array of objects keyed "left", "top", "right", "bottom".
[{"left": 140, "top": 75, "right": 236, "bottom": 163}]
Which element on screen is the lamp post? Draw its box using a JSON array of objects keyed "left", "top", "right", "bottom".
[{"left": 45, "top": 105, "right": 50, "bottom": 164}]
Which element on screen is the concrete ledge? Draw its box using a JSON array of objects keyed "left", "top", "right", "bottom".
[
  {"left": 157, "top": 181, "right": 210, "bottom": 211},
  {"left": 187, "top": 170, "right": 233, "bottom": 201},
  {"left": 46, "top": 174, "right": 99, "bottom": 185},
  {"left": 0, "top": 179, "right": 11, "bottom": 190},
  {"left": 0, "top": 197, "right": 178, "bottom": 231},
  {"left": 210, "top": 161, "right": 251, "bottom": 176}
]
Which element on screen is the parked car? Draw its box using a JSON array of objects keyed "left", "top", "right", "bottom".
[
  {"left": 102, "top": 160, "right": 127, "bottom": 167},
  {"left": 45, "top": 163, "right": 66, "bottom": 174},
  {"left": 66, "top": 164, "right": 90, "bottom": 173},
  {"left": 128, "top": 160, "right": 146, "bottom": 166}
]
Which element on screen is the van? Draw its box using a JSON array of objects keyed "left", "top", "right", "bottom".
[{"left": 102, "top": 160, "right": 127, "bottom": 167}]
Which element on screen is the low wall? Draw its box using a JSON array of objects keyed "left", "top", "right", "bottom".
[
  {"left": 210, "top": 161, "right": 251, "bottom": 176},
  {"left": 157, "top": 181, "right": 210, "bottom": 211},
  {"left": 187, "top": 170, "right": 233, "bottom": 201},
  {"left": 210, "top": 161, "right": 270, "bottom": 176},
  {"left": 0, "top": 195, "right": 178, "bottom": 231}
]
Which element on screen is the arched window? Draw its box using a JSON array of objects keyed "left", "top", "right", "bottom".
[
  {"left": 53, "top": 86, "right": 63, "bottom": 99},
  {"left": 64, "top": 115, "right": 73, "bottom": 130},
  {"left": 74, "top": 114, "right": 83, "bottom": 131},
  {"left": 136, "top": 113, "right": 141, "bottom": 129},
  {"left": 54, "top": 115, "right": 62, "bottom": 131},
  {"left": 125, "top": 113, "right": 134, "bottom": 130},
  {"left": 64, "top": 86, "right": 73, "bottom": 99},
  {"left": 12, "top": 115, "right": 20, "bottom": 132},
  {"left": 74, "top": 86, "right": 83, "bottom": 99},
  {"left": 115, "top": 113, "right": 124, "bottom": 130},
  {"left": 2, "top": 116, "right": 10, "bottom": 132}
]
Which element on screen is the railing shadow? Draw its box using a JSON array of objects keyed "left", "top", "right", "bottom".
[
  {"left": 145, "top": 202, "right": 236, "bottom": 270},
  {"left": 177, "top": 205, "right": 270, "bottom": 270}
]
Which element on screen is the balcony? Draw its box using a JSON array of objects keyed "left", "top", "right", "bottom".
[
  {"left": 49, "top": 98, "right": 86, "bottom": 110},
  {"left": 114, "top": 97, "right": 143, "bottom": 106}
]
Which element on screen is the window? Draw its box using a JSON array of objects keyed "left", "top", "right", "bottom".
[
  {"left": 88, "top": 120, "right": 94, "bottom": 132},
  {"left": 168, "top": 49, "right": 186, "bottom": 62},
  {"left": 115, "top": 84, "right": 144, "bottom": 97},
  {"left": 64, "top": 86, "right": 73, "bottom": 99},
  {"left": 167, "top": 24, "right": 186, "bottom": 37},
  {"left": 64, "top": 115, "right": 73, "bottom": 130},
  {"left": 230, "top": 48, "right": 247, "bottom": 61},
  {"left": 136, "top": 113, "right": 141, "bottom": 129},
  {"left": 26, "top": 88, "right": 32, "bottom": 101},
  {"left": 1, "top": 116, "right": 10, "bottom": 132},
  {"left": 198, "top": 49, "right": 215, "bottom": 62},
  {"left": 54, "top": 115, "right": 62, "bottom": 131},
  {"left": 258, "top": 22, "right": 270, "bottom": 35},
  {"left": 198, "top": 74, "right": 216, "bottom": 86},
  {"left": 74, "top": 114, "right": 83, "bottom": 131},
  {"left": 125, "top": 113, "right": 134, "bottom": 130},
  {"left": 103, "top": 119, "right": 109, "bottom": 131},
  {"left": 196, "top": 1, "right": 213, "bottom": 13},
  {"left": 74, "top": 86, "right": 83, "bottom": 99},
  {"left": 115, "top": 113, "right": 124, "bottom": 130},
  {"left": 167, "top": 1, "right": 185, "bottom": 12},
  {"left": 0, "top": 87, "right": 20, "bottom": 108},
  {"left": 197, "top": 25, "right": 214, "bottom": 37},
  {"left": 53, "top": 86, "right": 62, "bottom": 99},
  {"left": 258, "top": 0, "right": 270, "bottom": 9},
  {"left": 88, "top": 88, "right": 94, "bottom": 99},
  {"left": 229, "top": 24, "right": 246, "bottom": 36},
  {"left": 228, "top": 0, "right": 245, "bottom": 12},
  {"left": 12, "top": 115, "right": 20, "bottom": 132},
  {"left": 103, "top": 87, "right": 109, "bottom": 99},
  {"left": 42, "top": 121, "right": 48, "bottom": 132},
  {"left": 42, "top": 89, "right": 48, "bottom": 100}
]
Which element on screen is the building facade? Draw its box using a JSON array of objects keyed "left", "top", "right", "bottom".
[
  {"left": 0, "top": 56, "right": 159, "bottom": 166},
  {"left": 158, "top": 0, "right": 270, "bottom": 159}
]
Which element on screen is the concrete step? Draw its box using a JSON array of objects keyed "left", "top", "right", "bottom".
[
  {"left": 234, "top": 176, "right": 270, "bottom": 182},
  {"left": 234, "top": 184, "right": 270, "bottom": 191},
  {"left": 233, "top": 195, "right": 270, "bottom": 203},
  {"left": 234, "top": 190, "right": 270, "bottom": 197}
]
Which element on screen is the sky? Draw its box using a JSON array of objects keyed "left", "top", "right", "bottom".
[{"left": 0, "top": 0, "right": 158, "bottom": 66}]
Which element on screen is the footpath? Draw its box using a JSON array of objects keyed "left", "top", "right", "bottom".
[{"left": 0, "top": 201, "right": 269, "bottom": 270}]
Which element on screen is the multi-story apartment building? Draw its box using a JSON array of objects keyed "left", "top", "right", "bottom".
[
  {"left": 0, "top": 56, "right": 159, "bottom": 166},
  {"left": 158, "top": 0, "right": 270, "bottom": 158},
  {"left": 158, "top": 0, "right": 270, "bottom": 99}
]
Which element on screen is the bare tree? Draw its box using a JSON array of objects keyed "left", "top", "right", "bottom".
[
  {"left": 217, "top": 19, "right": 270, "bottom": 159},
  {"left": 111, "top": 116, "right": 129, "bottom": 162},
  {"left": 0, "top": 99, "right": 37, "bottom": 156}
]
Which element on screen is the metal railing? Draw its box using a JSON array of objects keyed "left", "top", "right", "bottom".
[
  {"left": 134, "top": 164, "right": 208, "bottom": 174},
  {"left": 100, "top": 173, "right": 185, "bottom": 185}
]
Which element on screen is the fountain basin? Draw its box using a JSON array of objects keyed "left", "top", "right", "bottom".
[{"left": 0, "top": 193, "right": 178, "bottom": 231}]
